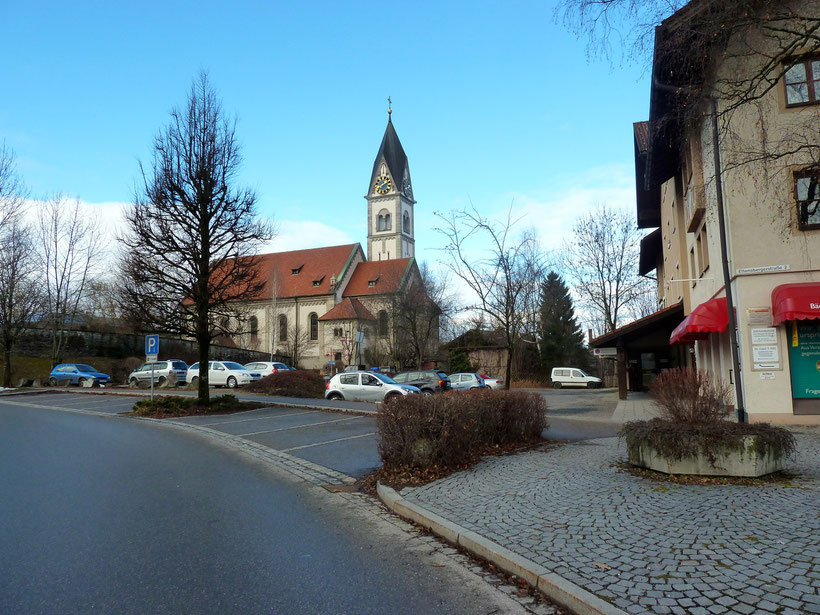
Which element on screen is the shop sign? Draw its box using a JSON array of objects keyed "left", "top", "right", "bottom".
[
  {"left": 751, "top": 327, "right": 777, "bottom": 345},
  {"left": 753, "top": 345, "right": 779, "bottom": 363},
  {"left": 747, "top": 308, "right": 773, "bottom": 327},
  {"left": 788, "top": 321, "right": 820, "bottom": 398},
  {"left": 593, "top": 347, "right": 617, "bottom": 357}
]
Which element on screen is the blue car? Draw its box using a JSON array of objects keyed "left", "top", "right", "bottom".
[{"left": 49, "top": 364, "right": 111, "bottom": 386}]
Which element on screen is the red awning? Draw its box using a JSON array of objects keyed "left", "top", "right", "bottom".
[
  {"left": 670, "top": 297, "right": 728, "bottom": 345},
  {"left": 772, "top": 282, "right": 820, "bottom": 325}
]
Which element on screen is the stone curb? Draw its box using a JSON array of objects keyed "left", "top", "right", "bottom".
[{"left": 377, "top": 482, "right": 628, "bottom": 615}]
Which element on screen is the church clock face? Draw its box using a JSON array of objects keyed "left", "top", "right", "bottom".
[
  {"left": 374, "top": 175, "right": 392, "bottom": 195},
  {"left": 402, "top": 178, "right": 412, "bottom": 197}
]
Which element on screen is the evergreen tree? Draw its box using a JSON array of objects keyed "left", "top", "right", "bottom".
[{"left": 539, "top": 271, "right": 588, "bottom": 373}]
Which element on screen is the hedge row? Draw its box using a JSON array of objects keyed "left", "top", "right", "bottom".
[{"left": 377, "top": 389, "right": 547, "bottom": 469}]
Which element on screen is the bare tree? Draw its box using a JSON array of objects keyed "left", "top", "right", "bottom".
[
  {"left": 37, "top": 195, "right": 103, "bottom": 366},
  {"left": 562, "top": 204, "right": 646, "bottom": 336},
  {"left": 119, "top": 72, "right": 273, "bottom": 405},
  {"left": 278, "top": 324, "right": 314, "bottom": 369},
  {"left": 0, "top": 222, "right": 43, "bottom": 386},
  {"left": 0, "top": 142, "right": 26, "bottom": 234},
  {"left": 435, "top": 206, "right": 544, "bottom": 389},
  {"left": 558, "top": 0, "right": 820, "bottom": 176}
]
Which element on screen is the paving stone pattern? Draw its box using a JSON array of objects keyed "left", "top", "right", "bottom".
[{"left": 401, "top": 431, "right": 820, "bottom": 615}]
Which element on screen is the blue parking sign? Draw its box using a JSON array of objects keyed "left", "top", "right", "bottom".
[{"left": 145, "top": 334, "right": 159, "bottom": 356}]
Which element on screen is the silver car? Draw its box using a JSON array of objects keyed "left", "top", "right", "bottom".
[
  {"left": 448, "top": 372, "right": 488, "bottom": 391},
  {"left": 128, "top": 360, "right": 188, "bottom": 387},
  {"left": 324, "top": 371, "right": 420, "bottom": 402}
]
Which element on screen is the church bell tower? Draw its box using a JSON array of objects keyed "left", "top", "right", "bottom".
[{"left": 366, "top": 103, "right": 415, "bottom": 261}]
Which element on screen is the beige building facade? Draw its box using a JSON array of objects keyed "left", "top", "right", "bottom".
[{"left": 638, "top": 0, "right": 820, "bottom": 424}]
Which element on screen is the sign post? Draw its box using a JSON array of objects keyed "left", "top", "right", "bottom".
[{"left": 145, "top": 335, "right": 159, "bottom": 403}]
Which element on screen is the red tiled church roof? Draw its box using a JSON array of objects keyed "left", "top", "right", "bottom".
[
  {"left": 250, "top": 244, "right": 360, "bottom": 300},
  {"left": 318, "top": 297, "right": 376, "bottom": 321},
  {"left": 343, "top": 258, "right": 413, "bottom": 296}
]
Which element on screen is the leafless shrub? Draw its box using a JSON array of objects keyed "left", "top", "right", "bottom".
[{"left": 650, "top": 367, "right": 733, "bottom": 423}]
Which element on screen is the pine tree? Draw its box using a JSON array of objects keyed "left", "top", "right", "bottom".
[{"left": 539, "top": 271, "right": 588, "bottom": 373}]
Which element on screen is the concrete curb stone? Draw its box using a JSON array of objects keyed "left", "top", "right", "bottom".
[{"left": 377, "top": 482, "right": 628, "bottom": 615}]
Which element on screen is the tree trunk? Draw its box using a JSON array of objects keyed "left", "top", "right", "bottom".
[
  {"left": 504, "top": 346, "right": 513, "bottom": 390},
  {"left": 3, "top": 348, "right": 11, "bottom": 388},
  {"left": 195, "top": 298, "right": 210, "bottom": 407}
]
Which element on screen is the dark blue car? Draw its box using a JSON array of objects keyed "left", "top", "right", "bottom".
[{"left": 49, "top": 364, "right": 111, "bottom": 386}]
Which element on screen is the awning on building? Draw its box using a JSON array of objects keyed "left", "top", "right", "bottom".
[
  {"left": 772, "top": 282, "right": 820, "bottom": 325},
  {"left": 670, "top": 297, "right": 728, "bottom": 345}
]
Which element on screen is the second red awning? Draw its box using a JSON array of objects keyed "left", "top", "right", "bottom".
[
  {"left": 670, "top": 297, "right": 728, "bottom": 345},
  {"left": 772, "top": 282, "right": 820, "bottom": 325}
]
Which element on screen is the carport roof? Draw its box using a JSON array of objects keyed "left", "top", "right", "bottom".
[{"left": 590, "top": 302, "right": 684, "bottom": 348}]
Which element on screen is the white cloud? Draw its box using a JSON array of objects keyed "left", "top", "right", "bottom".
[{"left": 260, "top": 220, "right": 355, "bottom": 253}]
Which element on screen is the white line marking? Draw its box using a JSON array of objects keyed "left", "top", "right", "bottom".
[
  {"left": 202, "top": 409, "right": 318, "bottom": 426},
  {"left": 237, "top": 415, "right": 361, "bottom": 436},
  {"left": 281, "top": 432, "right": 377, "bottom": 452}
]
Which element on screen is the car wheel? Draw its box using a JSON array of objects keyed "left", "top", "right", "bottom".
[
  {"left": 227, "top": 376, "right": 237, "bottom": 389},
  {"left": 384, "top": 392, "right": 401, "bottom": 403},
  {"left": 587, "top": 382, "right": 596, "bottom": 389},
  {"left": 158, "top": 376, "right": 167, "bottom": 387},
  {"left": 129, "top": 377, "right": 138, "bottom": 388},
  {"left": 553, "top": 382, "right": 562, "bottom": 389},
  {"left": 327, "top": 392, "right": 343, "bottom": 401},
  {"left": 48, "top": 377, "right": 57, "bottom": 386},
  {"left": 78, "top": 377, "right": 87, "bottom": 386},
  {"left": 191, "top": 376, "right": 199, "bottom": 387},
  {"left": 422, "top": 389, "right": 433, "bottom": 396}
]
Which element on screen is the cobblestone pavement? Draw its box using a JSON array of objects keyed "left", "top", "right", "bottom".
[{"left": 401, "top": 429, "right": 820, "bottom": 615}]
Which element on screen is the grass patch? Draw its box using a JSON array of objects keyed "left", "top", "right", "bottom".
[{"left": 129, "top": 394, "right": 268, "bottom": 418}]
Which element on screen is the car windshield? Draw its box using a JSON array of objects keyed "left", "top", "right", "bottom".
[
  {"left": 373, "top": 373, "right": 397, "bottom": 385},
  {"left": 76, "top": 364, "right": 97, "bottom": 372},
  {"left": 222, "top": 362, "right": 246, "bottom": 371},
  {"left": 190, "top": 363, "right": 199, "bottom": 370}
]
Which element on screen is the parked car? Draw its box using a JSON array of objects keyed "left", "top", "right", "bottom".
[
  {"left": 390, "top": 370, "right": 451, "bottom": 394},
  {"left": 449, "top": 372, "right": 488, "bottom": 390},
  {"left": 479, "top": 374, "right": 504, "bottom": 389},
  {"left": 49, "top": 364, "right": 111, "bottom": 387},
  {"left": 244, "top": 361, "right": 293, "bottom": 377},
  {"left": 127, "top": 360, "right": 188, "bottom": 387},
  {"left": 186, "top": 361, "right": 257, "bottom": 388},
  {"left": 325, "top": 371, "right": 420, "bottom": 402},
  {"left": 550, "top": 367, "right": 602, "bottom": 389}
]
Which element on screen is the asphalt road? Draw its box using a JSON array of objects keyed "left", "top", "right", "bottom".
[
  {"left": 536, "top": 388, "right": 621, "bottom": 441},
  {"left": 0, "top": 400, "right": 527, "bottom": 615}
]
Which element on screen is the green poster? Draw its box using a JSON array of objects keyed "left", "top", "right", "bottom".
[{"left": 789, "top": 321, "right": 820, "bottom": 398}]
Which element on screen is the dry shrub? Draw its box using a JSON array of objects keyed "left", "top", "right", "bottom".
[
  {"left": 244, "top": 370, "right": 325, "bottom": 398},
  {"left": 650, "top": 368, "right": 732, "bottom": 423},
  {"left": 111, "top": 357, "right": 144, "bottom": 385},
  {"left": 377, "top": 390, "right": 547, "bottom": 469}
]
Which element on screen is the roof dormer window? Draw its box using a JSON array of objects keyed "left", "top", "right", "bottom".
[
  {"left": 291, "top": 264, "right": 304, "bottom": 275},
  {"left": 368, "top": 274, "right": 380, "bottom": 288},
  {"left": 312, "top": 275, "right": 325, "bottom": 287}
]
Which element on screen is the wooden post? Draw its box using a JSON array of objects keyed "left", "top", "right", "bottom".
[{"left": 617, "top": 343, "right": 627, "bottom": 400}]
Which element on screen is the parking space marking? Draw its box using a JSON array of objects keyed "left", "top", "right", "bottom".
[
  {"left": 236, "top": 415, "right": 362, "bottom": 437},
  {"left": 280, "top": 432, "right": 377, "bottom": 452},
  {"left": 201, "top": 409, "right": 318, "bottom": 426}
]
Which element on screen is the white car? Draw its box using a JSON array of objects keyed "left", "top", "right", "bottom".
[
  {"left": 550, "top": 367, "right": 602, "bottom": 389},
  {"left": 479, "top": 374, "right": 504, "bottom": 389},
  {"left": 324, "top": 371, "right": 420, "bottom": 402},
  {"left": 244, "top": 361, "right": 294, "bottom": 377},
  {"left": 186, "top": 361, "right": 256, "bottom": 388}
]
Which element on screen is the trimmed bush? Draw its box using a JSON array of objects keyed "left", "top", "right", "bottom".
[
  {"left": 377, "top": 389, "right": 547, "bottom": 469},
  {"left": 244, "top": 370, "right": 325, "bottom": 398}
]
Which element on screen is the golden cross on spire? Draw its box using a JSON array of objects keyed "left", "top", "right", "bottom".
[{"left": 388, "top": 96, "right": 392, "bottom": 116}]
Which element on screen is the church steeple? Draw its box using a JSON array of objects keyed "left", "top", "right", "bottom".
[{"left": 365, "top": 104, "right": 415, "bottom": 262}]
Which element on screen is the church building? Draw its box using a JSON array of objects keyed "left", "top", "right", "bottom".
[{"left": 231, "top": 110, "right": 436, "bottom": 370}]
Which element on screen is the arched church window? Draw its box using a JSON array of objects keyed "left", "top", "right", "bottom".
[
  {"left": 278, "top": 314, "right": 287, "bottom": 342},
  {"left": 249, "top": 316, "right": 258, "bottom": 342},
  {"left": 378, "top": 310, "right": 388, "bottom": 337},
  {"left": 384, "top": 213, "right": 391, "bottom": 230},
  {"left": 309, "top": 312, "right": 318, "bottom": 341},
  {"left": 403, "top": 212, "right": 410, "bottom": 233},
  {"left": 377, "top": 209, "right": 391, "bottom": 232}
]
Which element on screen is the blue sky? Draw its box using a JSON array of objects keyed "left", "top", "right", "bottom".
[{"left": 2, "top": 1, "right": 649, "bottom": 270}]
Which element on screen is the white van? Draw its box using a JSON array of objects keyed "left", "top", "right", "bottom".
[{"left": 550, "top": 367, "right": 602, "bottom": 389}]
